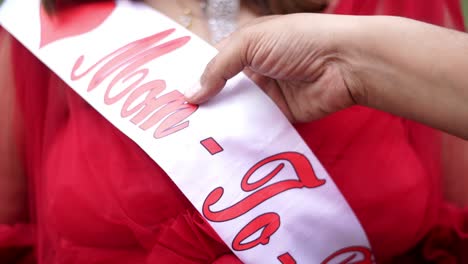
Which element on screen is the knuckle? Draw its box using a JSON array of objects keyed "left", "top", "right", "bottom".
[{"left": 238, "top": 27, "right": 257, "bottom": 66}]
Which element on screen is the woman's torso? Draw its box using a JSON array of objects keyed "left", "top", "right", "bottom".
[{"left": 9, "top": 0, "right": 467, "bottom": 263}]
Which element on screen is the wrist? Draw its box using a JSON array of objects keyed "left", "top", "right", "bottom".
[
  {"left": 328, "top": 15, "right": 380, "bottom": 107},
  {"left": 335, "top": 16, "right": 403, "bottom": 108}
]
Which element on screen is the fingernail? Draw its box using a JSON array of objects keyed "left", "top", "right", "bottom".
[{"left": 184, "top": 80, "right": 202, "bottom": 99}]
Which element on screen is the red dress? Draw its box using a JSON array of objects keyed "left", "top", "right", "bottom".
[{"left": 1, "top": 0, "right": 467, "bottom": 263}]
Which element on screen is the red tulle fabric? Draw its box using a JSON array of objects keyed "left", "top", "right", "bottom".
[{"left": 0, "top": 0, "right": 467, "bottom": 263}]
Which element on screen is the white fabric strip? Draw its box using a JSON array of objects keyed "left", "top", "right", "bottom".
[{"left": 0, "top": 0, "right": 373, "bottom": 263}]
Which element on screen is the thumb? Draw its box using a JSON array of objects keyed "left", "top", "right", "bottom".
[{"left": 184, "top": 30, "right": 251, "bottom": 104}]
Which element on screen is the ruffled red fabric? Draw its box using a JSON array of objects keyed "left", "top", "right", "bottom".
[
  {"left": 421, "top": 205, "right": 468, "bottom": 263},
  {"left": 1, "top": 0, "right": 467, "bottom": 263}
]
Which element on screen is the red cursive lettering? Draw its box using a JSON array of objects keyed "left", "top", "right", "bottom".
[
  {"left": 232, "top": 213, "right": 280, "bottom": 251},
  {"left": 71, "top": 29, "right": 197, "bottom": 138},
  {"left": 321, "top": 246, "right": 374, "bottom": 264},
  {"left": 203, "top": 152, "right": 326, "bottom": 222},
  {"left": 121, "top": 81, "right": 196, "bottom": 138}
]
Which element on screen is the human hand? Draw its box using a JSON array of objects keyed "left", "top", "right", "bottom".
[{"left": 184, "top": 13, "right": 365, "bottom": 122}]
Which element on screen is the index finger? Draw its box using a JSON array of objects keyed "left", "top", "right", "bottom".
[{"left": 184, "top": 29, "right": 250, "bottom": 104}]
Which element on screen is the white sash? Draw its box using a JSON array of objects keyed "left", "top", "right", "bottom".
[{"left": 0, "top": 1, "right": 374, "bottom": 263}]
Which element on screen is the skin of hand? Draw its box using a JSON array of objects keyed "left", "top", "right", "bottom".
[
  {"left": 185, "top": 13, "right": 362, "bottom": 123},
  {"left": 185, "top": 14, "right": 468, "bottom": 140}
]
